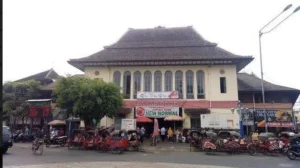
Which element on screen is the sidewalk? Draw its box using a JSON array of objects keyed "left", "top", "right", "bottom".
[{"left": 13, "top": 141, "right": 191, "bottom": 152}]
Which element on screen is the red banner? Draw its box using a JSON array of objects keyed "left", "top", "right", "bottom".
[{"left": 29, "top": 106, "right": 51, "bottom": 118}]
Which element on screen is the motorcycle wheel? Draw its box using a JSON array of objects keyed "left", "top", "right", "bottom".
[{"left": 287, "top": 150, "right": 296, "bottom": 160}]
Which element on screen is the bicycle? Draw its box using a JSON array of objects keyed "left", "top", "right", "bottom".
[{"left": 32, "top": 137, "right": 44, "bottom": 155}]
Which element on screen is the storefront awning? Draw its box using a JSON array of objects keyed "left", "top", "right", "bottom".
[{"left": 184, "top": 108, "right": 210, "bottom": 115}]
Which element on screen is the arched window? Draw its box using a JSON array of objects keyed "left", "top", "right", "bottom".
[
  {"left": 133, "top": 71, "right": 141, "bottom": 99},
  {"left": 197, "top": 70, "right": 205, "bottom": 99},
  {"left": 165, "top": 71, "right": 172, "bottom": 91},
  {"left": 144, "top": 71, "right": 152, "bottom": 92},
  {"left": 113, "top": 71, "right": 121, "bottom": 87},
  {"left": 123, "top": 71, "right": 131, "bottom": 99},
  {"left": 154, "top": 71, "right": 162, "bottom": 92},
  {"left": 186, "top": 70, "right": 194, "bottom": 99},
  {"left": 175, "top": 71, "right": 183, "bottom": 98}
]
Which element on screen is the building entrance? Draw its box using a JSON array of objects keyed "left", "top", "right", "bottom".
[{"left": 135, "top": 108, "right": 183, "bottom": 137}]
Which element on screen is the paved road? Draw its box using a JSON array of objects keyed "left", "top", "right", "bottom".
[{"left": 3, "top": 143, "right": 300, "bottom": 168}]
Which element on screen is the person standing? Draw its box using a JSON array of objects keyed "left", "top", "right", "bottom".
[
  {"left": 140, "top": 126, "right": 146, "bottom": 144},
  {"left": 167, "top": 127, "right": 173, "bottom": 141},
  {"left": 24, "top": 127, "right": 29, "bottom": 136},
  {"left": 160, "top": 126, "right": 166, "bottom": 142}
]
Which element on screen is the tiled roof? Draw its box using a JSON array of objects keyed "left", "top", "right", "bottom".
[
  {"left": 237, "top": 73, "right": 299, "bottom": 92},
  {"left": 15, "top": 68, "right": 59, "bottom": 82},
  {"left": 40, "top": 74, "right": 85, "bottom": 91},
  {"left": 68, "top": 26, "right": 253, "bottom": 71}
]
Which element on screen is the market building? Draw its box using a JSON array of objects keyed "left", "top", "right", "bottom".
[
  {"left": 5, "top": 69, "right": 66, "bottom": 127},
  {"left": 238, "top": 73, "right": 300, "bottom": 134},
  {"left": 68, "top": 26, "right": 254, "bottom": 130}
]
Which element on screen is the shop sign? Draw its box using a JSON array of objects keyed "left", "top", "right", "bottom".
[
  {"left": 121, "top": 119, "right": 136, "bottom": 131},
  {"left": 137, "top": 91, "right": 179, "bottom": 99},
  {"left": 255, "top": 110, "right": 293, "bottom": 128},
  {"left": 201, "top": 114, "right": 229, "bottom": 129},
  {"left": 137, "top": 100, "right": 179, "bottom": 107},
  {"left": 136, "top": 107, "right": 179, "bottom": 118}
]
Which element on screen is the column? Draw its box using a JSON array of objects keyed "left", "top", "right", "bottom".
[
  {"left": 162, "top": 70, "right": 165, "bottom": 91},
  {"left": 151, "top": 71, "right": 154, "bottom": 92},
  {"left": 172, "top": 70, "right": 175, "bottom": 91},
  {"left": 130, "top": 71, "right": 134, "bottom": 99},
  {"left": 141, "top": 71, "right": 144, "bottom": 92},
  {"left": 193, "top": 70, "right": 197, "bottom": 99},
  {"left": 120, "top": 71, "right": 123, "bottom": 94},
  {"left": 183, "top": 70, "right": 186, "bottom": 99}
]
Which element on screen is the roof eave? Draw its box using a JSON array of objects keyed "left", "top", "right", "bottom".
[
  {"left": 68, "top": 60, "right": 85, "bottom": 72},
  {"left": 68, "top": 56, "right": 253, "bottom": 68}
]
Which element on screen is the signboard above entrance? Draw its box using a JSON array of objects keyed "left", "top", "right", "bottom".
[
  {"left": 137, "top": 91, "right": 179, "bottom": 99},
  {"left": 121, "top": 119, "right": 136, "bottom": 131},
  {"left": 255, "top": 110, "right": 293, "bottom": 128},
  {"left": 201, "top": 114, "right": 233, "bottom": 129},
  {"left": 136, "top": 107, "right": 179, "bottom": 118}
]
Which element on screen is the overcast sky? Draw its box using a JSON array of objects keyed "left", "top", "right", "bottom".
[{"left": 3, "top": 0, "right": 300, "bottom": 106}]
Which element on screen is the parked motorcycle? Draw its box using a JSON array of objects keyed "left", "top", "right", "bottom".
[
  {"left": 44, "top": 135, "right": 67, "bottom": 147},
  {"left": 287, "top": 145, "right": 300, "bottom": 160},
  {"left": 286, "top": 135, "right": 300, "bottom": 160},
  {"left": 13, "top": 133, "right": 34, "bottom": 143}
]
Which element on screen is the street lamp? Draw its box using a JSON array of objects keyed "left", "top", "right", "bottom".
[{"left": 259, "top": 4, "right": 299, "bottom": 133}]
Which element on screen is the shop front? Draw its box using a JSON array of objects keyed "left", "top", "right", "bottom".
[
  {"left": 134, "top": 91, "right": 183, "bottom": 134},
  {"left": 255, "top": 109, "right": 294, "bottom": 134}
]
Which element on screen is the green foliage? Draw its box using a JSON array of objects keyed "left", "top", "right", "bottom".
[
  {"left": 54, "top": 77, "right": 123, "bottom": 125},
  {"left": 2, "top": 80, "right": 41, "bottom": 122}
]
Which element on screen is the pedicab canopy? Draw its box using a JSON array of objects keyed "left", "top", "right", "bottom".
[{"left": 48, "top": 120, "right": 66, "bottom": 126}]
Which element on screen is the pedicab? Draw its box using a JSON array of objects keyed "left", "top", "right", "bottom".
[
  {"left": 286, "top": 133, "right": 300, "bottom": 160},
  {"left": 248, "top": 132, "right": 281, "bottom": 156},
  {"left": 67, "top": 129, "right": 85, "bottom": 150},
  {"left": 189, "top": 130, "right": 216, "bottom": 151},
  {"left": 279, "top": 131, "right": 296, "bottom": 154},
  {"left": 96, "top": 130, "right": 127, "bottom": 154},
  {"left": 126, "top": 130, "right": 140, "bottom": 151},
  {"left": 82, "top": 130, "right": 100, "bottom": 150},
  {"left": 189, "top": 130, "right": 202, "bottom": 151},
  {"left": 218, "top": 131, "right": 250, "bottom": 153},
  {"left": 203, "top": 131, "right": 240, "bottom": 155}
]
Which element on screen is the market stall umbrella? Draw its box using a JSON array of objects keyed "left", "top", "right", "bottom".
[
  {"left": 48, "top": 120, "right": 66, "bottom": 126},
  {"left": 164, "top": 115, "right": 184, "bottom": 131},
  {"left": 136, "top": 117, "right": 153, "bottom": 123}
]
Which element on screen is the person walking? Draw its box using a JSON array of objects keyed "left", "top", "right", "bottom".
[{"left": 160, "top": 126, "right": 166, "bottom": 142}]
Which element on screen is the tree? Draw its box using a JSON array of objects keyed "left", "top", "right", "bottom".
[
  {"left": 54, "top": 77, "right": 123, "bottom": 127},
  {"left": 2, "top": 80, "right": 41, "bottom": 128}
]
